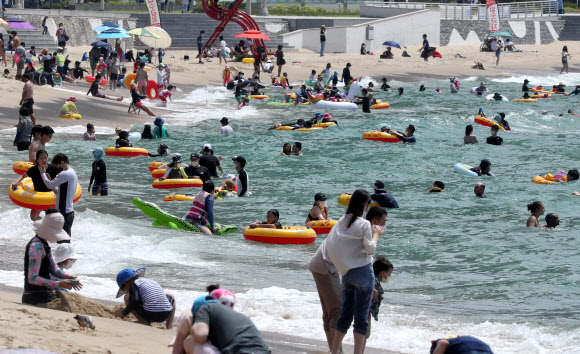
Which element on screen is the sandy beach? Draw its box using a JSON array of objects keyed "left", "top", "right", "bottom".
[{"left": 1, "top": 38, "right": 579, "bottom": 353}]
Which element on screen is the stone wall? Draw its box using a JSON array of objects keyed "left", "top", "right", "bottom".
[
  {"left": 6, "top": 9, "right": 136, "bottom": 47},
  {"left": 441, "top": 19, "right": 565, "bottom": 46}
]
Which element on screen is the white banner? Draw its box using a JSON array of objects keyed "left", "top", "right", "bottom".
[
  {"left": 486, "top": 0, "right": 500, "bottom": 33},
  {"left": 146, "top": 0, "right": 162, "bottom": 28}
]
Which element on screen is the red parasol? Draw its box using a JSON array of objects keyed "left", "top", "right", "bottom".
[{"left": 233, "top": 30, "right": 270, "bottom": 41}]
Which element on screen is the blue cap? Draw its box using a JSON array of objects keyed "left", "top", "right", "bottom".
[
  {"left": 192, "top": 295, "right": 219, "bottom": 315},
  {"left": 115, "top": 268, "right": 145, "bottom": 298},
  {"left": 92, "top": 147, "right": 104, "bottom": 161},
  {"left": 315, "top": 113, "right": 323, "bottom": 118}
]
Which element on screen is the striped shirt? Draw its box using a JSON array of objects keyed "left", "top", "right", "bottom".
[{"left": 122, "top": 278, "right": 173, "bottom": 316}]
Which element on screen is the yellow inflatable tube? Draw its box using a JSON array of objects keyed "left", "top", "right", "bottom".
[
  {"left": 307, "top": 220, "right": 337, "bottom": 235},
  {"left": 59, "top": 113, "right": 82, "bottom": 119},
  {"left": 243, "top": 226, "right": 317, "bottom": 244},
  {"left": 242, "top": 58, "right": 255, "bottom": 63},
  {"left": 312, "top": 122, "right": 337, "bottom": 128},
  {"left": 513, "top": 98, "right": 539, "bottom": 102},
  {"left": 338, "top": 193, "right": 380, "bottom": 207},
  {"left": 13, "top": 161, "right": 33, "bottom": 175},
  {"left": 531, "top": 176, "right": 556, "bottom": 184},
  {"left": 152, "top": 178, "right": 203, "bottom": 189},
  {"left": 9, "top": 178, "right": 82, "bottom": 210},
  {"left": 162, "top": 194, "right": 196, "bottom": 202}
]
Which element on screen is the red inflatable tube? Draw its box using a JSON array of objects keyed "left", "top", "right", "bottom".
[{"left": 147, "top": 80, "right": 159, "bottom": 100}]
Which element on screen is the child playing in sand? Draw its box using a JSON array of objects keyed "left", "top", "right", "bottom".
[
  {"left": 84, "top": 123, "right": 96, "bottom": 141},
  {"left": 60, "top": 96, "right": 78, "bottom": 116},
  {"left": 89, "top": 147, "right": 107, "bottom": 196},
  {"left": 249, "top": 209, "right": 282, "bottom": 229},
  {"left": 114, "top": 267, "right": 176, "bottom": 329},
  {"left": 3, "top": 69, "right": 10, "bottom": 78}
]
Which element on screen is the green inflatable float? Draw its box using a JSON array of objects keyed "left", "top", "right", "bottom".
[{"left": 132, "top": 197, "right": 237, "bottom": 235}]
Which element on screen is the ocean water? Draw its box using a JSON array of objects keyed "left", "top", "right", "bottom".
[{"left": 1, "top": 73, "right": 580, "bottom": 353}]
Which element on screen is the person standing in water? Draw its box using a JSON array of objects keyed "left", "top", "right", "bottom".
[
  {"left": 232, "top": 156, "right": 249, "bottom": 197},
  {"left": 526, "top": 201, "right": 544, "bottom": 227},
  {"left": 464, "top": 124, "right": 479, "bottom": 144}
]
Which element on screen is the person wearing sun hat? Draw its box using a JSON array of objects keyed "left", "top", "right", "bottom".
[
  {"left": 371, "top": 180, "right": 399, "bottom": 209},
  {"left": 153, "top": 116, "right": 170, "bottom": 139},
  {"left": 60, "top": 96, "right": 78, "bottom": 116},
  {"left": 341, "top": 62, "right": 352, "bottom": 86},
  {"left": 53, "top": 243, "right": 84, "bottom": 270},
  {"left": 113, "top": 267, "right": 176, "bottom": 329},
  {"left": 522, "top": 79, "right": 530, "bottom": 92},
  {"left": 159, "top": 153, "right": 188, "bottom": 180},
  {"left": 22, "top": 208, "right": 82, "bottom": 305}
]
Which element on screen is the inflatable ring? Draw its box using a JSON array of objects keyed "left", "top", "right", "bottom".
[
  {"left": 285, "top": 93, "right": 296, "bottom": 100},
  {"left": 152, "top": 178, "right": 203, "bottom": 189},
  {"left": 249, "top": 95, "right": 269, "bottom": 100},
  {"left": 105, "top": 147, "right": 148, "bottom": 157},
  {"left": 474, "top": 116, "right": 505, "bottom": 130},
  {"left": 275, "top": 126, "right": 322, "bottom": 131},
  {"left": 453, "top": 163, "right": 478, "bottom": 177},
  {"left": 59, "top": 113, "right": 82, "bottom": 119},
  {"left": 362, "top": 131, "right": 400, "bottom": 143},
  {"left": 553, "top": 91, "right": 569, "bottom": 95},
  {"left": 13, "top": 161, "right": 34, "bottom": 175},
  {"left": 470, "top": 87, "right": 489, "bottom": 94},
  {"left": 124, "top": 73, "right": 137, "bottom": 89},
  {"left": 484, "top": 94, "right": 509, "bottom": 102},
  {"left": 243, "top": 226, "right": 317, "bottom": 244},
  {"left": 9, "top": 178, "right": 82, "bottom": 210},
  {"left": 531, "top": 176, "right": 556, "bottom": 184},
  {"left": 312, "top": 122, "right": 337, "bottom": 128},
  {"left": 338, "top": 193, "right": 380, "bottom": 207},
  {"left": 531, "top": 87, "right": 544, "bottom": 92},
  {"left": 151, "top": 168, "right": 166, "bottom": 179},
  {"left": 162, "top": 194, "right": 196, "bottom": 202},
  {"left": 306, "top": 220, "right": 337, "bottom": 235},
  {"left": 148, "top": 161, "right": 164, "bottom": 172},
  {"left": 370, "top": 102, "right": 390, "bottom": 110},
  {"left": 242, "top": 58, "right": 255, "bottom": 64},
  {"left": 513, "top": 98, "right": 538, "bottom": 102},
  {"left": 85, "top": 76, "right": 108, "bottom": 85},
  {"left": 222, "top": 67, "right": 239, "bottom": 80},
  {"left": 147, "top": 79, "right": 159, "bottom": 100},
  {"left": 530, "top": 93, "right": 552, "bottom": 98}
]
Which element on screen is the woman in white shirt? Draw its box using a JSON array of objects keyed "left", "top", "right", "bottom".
[
  {"left": 219, "top": 35, "right": 228, "bottom": 65},
  {"left": 561, "top": 45, "right": 571, "bottom": 74},
  {"left": 325, "top": 189, "right": 383, "bottom": 354}
]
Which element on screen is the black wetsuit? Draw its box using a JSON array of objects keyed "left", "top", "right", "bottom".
[
  {"left": 184, "top": 165, "right": 210, "bottom": 182},
  {"left": 355, "top": 96, "right": 371, "bottom": 113},
  {"left": 89, "top": 160, "right": 107, "bottom": 186},
  {"left": 522, "top": 84, "right": 529, "bottom": 92},
  {"left": 199, "top": 155, "right": 221, "bottom": 177},
  {"left": 116, "top": 138, "right": 132, "bottom": 147},
  {"left": 87, "top": 81, "right": 99, "bottom": 96},
  {"left": 486, "top": 136, "right": 503, "bottom": 146}
]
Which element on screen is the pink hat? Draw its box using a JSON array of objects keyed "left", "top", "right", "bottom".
[
  {"left": 209, "top": 288, "right": 236, "bottom": 309},
  {"left": 323, "top": 113, "right": 332, "bottom": 120}
]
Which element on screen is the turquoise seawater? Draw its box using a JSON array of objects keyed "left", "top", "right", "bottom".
[{"left": 0, "top": 74, "right": 579, "bottom": 352}]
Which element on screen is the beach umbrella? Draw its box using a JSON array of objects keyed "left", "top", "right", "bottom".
[
  {"left": 93, "top": 25, "right": 127, "bottom": 32},
  {"left": 0, "top": 18, "right": 9, "bottom": 30},
  {"left": 489, "top": 31, "right": 512, "bottom": 39},
  {"left": 7, "top": 18, "right": 36, "bottom": 30},
  {"left": 234, "top": 30, "right": 270, "bottom": 41},
  {"left": 103, "top": 22, "right": 120, "bottom": 27},
  {"left": 91, "top": 41, "right": 109, "bottom": 48},
  {"left": 382, "top": 41, "right": 401, "bottom": 49},
  {"left": 138, "top": 26, "right": 172, "bottom": 49},
  {"left": 128, "top": 27, "right": 160, "bottom": 39},
  {"left": 96, "top": 28, "right": 131, "bottom": 39}
]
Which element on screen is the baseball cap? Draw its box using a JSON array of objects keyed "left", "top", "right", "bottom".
[
  {"left": 203, "top": 143, "right": 212, "bottom": 151},
  {"left": 116, "top": 268, "right": 145, "bottom": 298},
  {"left": 314, "top": 192, "right": 327, "bottom": 201},
  {"left": 315, "top": 113, "right": 323, "bottom": 118},
  {"left": 190, "top": 153, "right": 200, "bottom": 160},
  {"left": 232, "top": 156, "right": 246, "bottom": 165},
  {"left": 225, "top": 174, "right": 236, "bottom": 180}
]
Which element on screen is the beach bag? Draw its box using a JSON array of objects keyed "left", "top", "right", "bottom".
[
  {"left": 82, "top": 53, "right": 88, "bottom": 61},
  {"left": 281, "top": 58, "right": 286, "bottom": 65}
]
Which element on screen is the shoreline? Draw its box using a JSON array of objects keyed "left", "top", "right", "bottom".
[{"left": 0, "top": 283, "right": 392, "bottom": 353}]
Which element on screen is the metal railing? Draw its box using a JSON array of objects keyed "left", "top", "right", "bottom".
[{"left": 362, "top": 0, "right": 559, "bottom": 19}]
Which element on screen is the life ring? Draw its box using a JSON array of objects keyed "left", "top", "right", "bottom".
[
  {"left": 162, "top": 194, "right": 196, "bottom": 202},
  {"left": 124, "top": 73, "right": 137, "bottom": 89},
  {"left": 312, "top": 122, "right": 337, "bottom": 128},
  {"left": 453, "top": 163, "right": 478, "bottom": 177},
  {"left": 59, "top": 113, "right": 82, "bottom": 119},
  {"left": 306, "top": 220, "right": 338, "bottom": 235},
  {"left": 285, "top": 93, "right": 296, "bottom": 100},
  {"left": 13, "top": 161, "right": 34, "bottom": 175},
  {"left": 470, "top": 87, "right": 489, "bottom": 94},
  {"left": 484, "top": 94, "right": 509, "bottom": 102},
  {"left": 147, "top": 79, "right": 159, "bottom": 100},
  {"left": 337, "top": 193, "right": 380, "bottom": 207},
  {"left": 513, "top": 98, "right": 538, "bottom": 102},
  {"left": 242, "top": 58, "right": 255, "bottom": 63},
  {"left": 530, "top": 93, "right": 552, "bottom": 98},
  {"left": 362, "top": 131, "right": 400, "bottom": 142},
  {"left": 275, "top": 126, "right": 322, "bottom": 131},
  {"left": 9, "top": 178, "right": 82, "bottom": 210},
  {"left": 242, "top": 226, "right": 317, "bottom": 245},
  {"left": 552, "top": 91, "right": 568, "bottom": 95},
  {"left": 531, "top": 176, "right": 556, "bottom": 184},
  {"left": 85, "top": 76, "right": 108, "bottom": 85},
  {"left": 370, "top": 101, "right": 390, "bottom": 110},
  {"left": 474, "top": 116, "right": 505, "bottom": 130},
  {"left": 249, "top": 95, "right": 269, "bottom": 100},
  {"left": 531, "top": 87, "right": 544, "bottom": 92},
  {"left": 152, "top": 178, "right": 203, "bottom": 189},
  {"left": 148, "top": 161, "right": 164, "bottom": 172},
  {"left": 222, "top": 67, "right": 239, "bottom": 80},
  {"left": 151, "top": 168, "right": 166, "bottom": 179},
  {"left": 104, "top": 147, "right": 149, "bottom": 157}
]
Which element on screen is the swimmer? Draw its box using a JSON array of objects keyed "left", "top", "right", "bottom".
[
  {"left": 157, "top": 85, "right": 174, "bottom": 107},
  {"left": 475, "top": 82, "right": 487, "bottom": 95},
  {"left": 294, "top": 85, "right": 308, "bottom": 105},
  {"left": 389, "top": 125, "right": 416, "bottom": 143},
  {"left": 492, "top": 93, "right": 503, "bottom": 101},
  {"left": 567, "top": 169, "right": 579, "bottom": 181},
  {"left": 559, "top": 109, "right": 578, "bottom": 117},
  {"left": 234, "top": 79, "right": 244, "bottom": 103},
  {"left": 486, "top": 125, "right": 503, "bottom": 146},
  {"left": 305, "top": 192, "right": 330, "bottom": 225},
  {"left": 470, "top": 159, "right": 492, "bottom": 176},
  {"left": 291, "top": 142, "right": 303, "bottom": 156},
  {"left": 398, "top": 87, "right": 404, "bottom": 95},
  {"left": 238, "top": 95, "right": 250, "bottom": 110},
  {"left": 464, "top": 124, "right": 479, "bottom": 144},
  {"left": 429, "top": 181, "right": 445, "bottom": 193},
  {"left": 474, "top": 183, "right": 486, "bottom": 198},
  {"left": 60, "top": 97, "right": 79, "bottom": 116},
  {"left": 216, "top": 179, "right": 237, "bottom": 197},
  {"left": 280, "top": 72, "right": 292, "bottom": 89},
  {"left": 419, "top": 85, "right": 425, "bottom": 92},
  {"left": 322, "top": 113, "right": 338, "bottom": 125},
  {"left": 84, "top": 123, "right": 96, "bottom": 141},
  {"left": 281, "top": 143, "right": 291, "bottom": 155},
  {"left": 544, "top": 213, "right": 559, "bottom": 229},
  {"left": 522, "top": 79, "right": 530, "bottom": 92},
  {"left": 159, "top": 154, "right": 187, "bottom": 181},
  {"left": 523, "top": 92, "right": 531, "bottom": 99},
  {"left": 148, "top": 143, "right": 169, "bottom": 157},
  {"left": 12, "top": 149, "right": 52, "bottom": 220},
  {"left": 330, "top": 71, "right": 340, "bottom": 88},
  {"left": 526, "top": 201, "right": 544, "bottom": 227},
  {"left": 478, "top": 108, "right": 486, "bottom": 117},
  {"left": 380, "top": 77, "right": 390, "bottom": 91},
  {"left": 367, "top": 82, "right": 376, "bottom": 92},
  {"left": 355, "top": 88, "right": 371, "bottom": 113},
  {"left": 29, "top": 126, "right": 53, "bottom": 163},
  {"left": 434, "top": 87, "right": 441, "bottom": 93},
  {"left": 249, "top": 209, "right": 282, "bottom": 229},
  {"left": 115, "top": 131, "right": 133, "bottom": 148}
]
